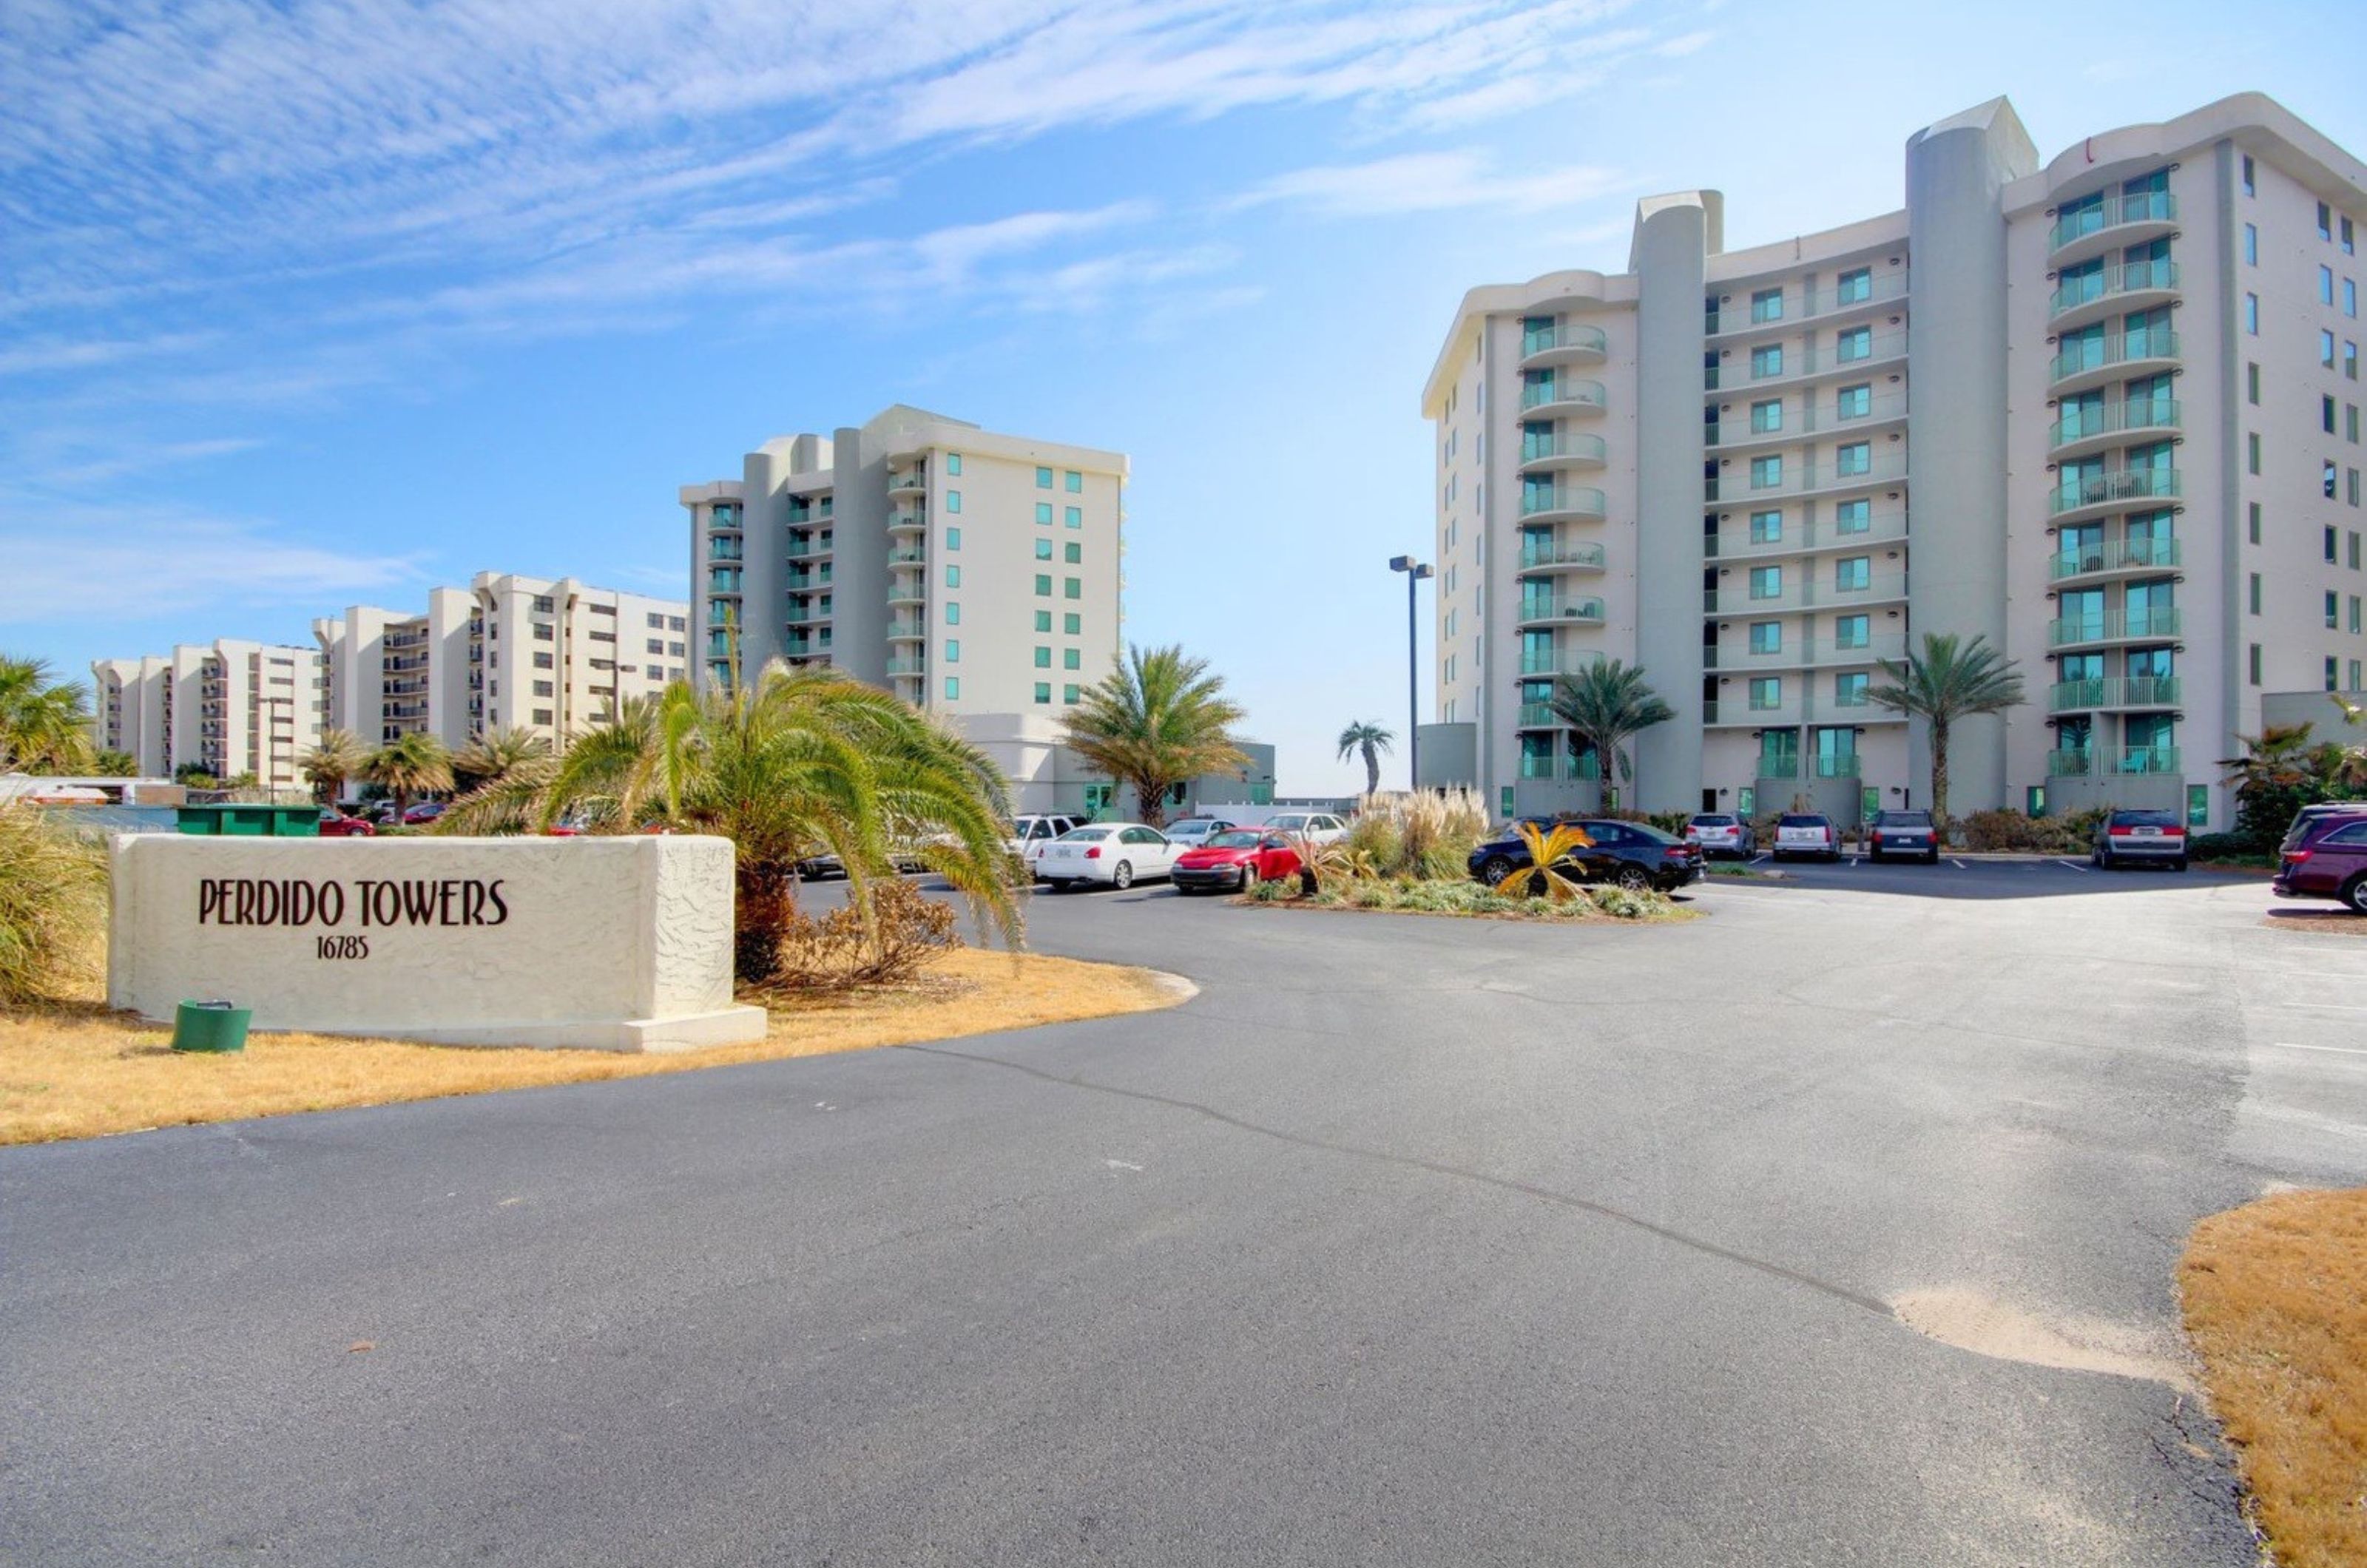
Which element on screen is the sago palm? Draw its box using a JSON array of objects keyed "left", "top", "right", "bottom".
[
  {"left": 0, "top": 656, "right": 95, "bottom": 774},
  {"left": 1336, "top": 721, "right": 1394, "bottom": 797},
  {"left": 1062, "top": 645, "right": 1246, "bottom": 828},
  {"left": 362, "top": 732, "right": 454, "bottom": 817},
  {"left": 300, "top": 728, "right": 370, "bottom": 804},
  {"left": 1868, "top": 632, "right": 2026, "bottom": 835},
  {"left": 1545, "top": 660, "right": 1673, "bottom": 808}
]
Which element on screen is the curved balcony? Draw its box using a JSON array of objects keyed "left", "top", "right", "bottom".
[
  {"left": 2047, "top": 259, "right": 2181, "bottom": 330},
  {"left": 1517, "top": 595, "right": 1607, "bottom": 629},
  {"left": 1517, "top": 433, "right": 1608, "bottom": 474},
  {"left": 1516, "top": 652, "right": 1607, "bottom": 681},
  {"left": 2047, "top": 745, "right": 2181, "bottom": 778},
  {"left": 2047, "top": 468, "right": 2181, "bottom": 524},
  {"left": 2047, "top": 331, "right": 2180, "bottom": 395},
  {"left": 2048, "top": 536, "right": 2181, "bottom": 585},
  {"left": 886, "top": 546, "right": 926, "bottom": 566},
  {"left": 2047, "top": 606, "right": 2182, "bottom": 649},
  {"left": 2047, "top": 189, "right": 2178, "bottom": 264},
  {"left": 1520, "top": 323, "right": 1609, "bottom": 368},
  {"left": 2049, "top": 398, "right": 2181, "bottom": 460},
  {"left": 886, "top": 509, "right": 927, "bottom": 533},
  {"left": 885, "top": 620, "right": 927, "bottom": 643},
  {"left": 886, "top": 582, "right": 925, "bottom": 606},
  {"left": 1518, "top": 484, "right": 1607, "bottom": 524},
  {"left": 884, "top": 657, "right": 925, "bottom": 677},
  {"left": 1518, "top": 378, "right": 1609, "bottom": 419},
  {"left": 888, "top": 470, "right": 928, "bottom": 496},
  {"left": 1518, "top": 541, "right": 1609, "bottom": 576},
  {"left": 2048, "top": 675, "right": 2182, "bottom": 714}
]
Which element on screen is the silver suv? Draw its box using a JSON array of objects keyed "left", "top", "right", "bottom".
[{"left": 1684, "top": 813, "right": 1755, "bottom": 858}]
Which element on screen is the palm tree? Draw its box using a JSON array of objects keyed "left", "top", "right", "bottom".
[
  {"left": 0, "top": 656, "right": 95, "bottom": 774},
  {"left": 299, "top": 728, "right": 370, "bottom": 804},
  {"left": 1545, "top": 659, "right": 1674, "bottom": 810},
  {"left": 439, "top": 665, "right": 1021, "bottom": 983},
  {"left": 1061, "top": 645, "right": 1246, "bottom": 828},
  {"left": 1868, "top": 632, "right": 2026, "bottom": 836},
  {"left": 362, "top": 732, "right": 454, "bottom": 819},
  {"left": 453, "top": 726, "right": 551, "bottom": 794},
  {"left": 90, "top": 749, "right": 138, "bottom": 777},
  {"left": 1336, "top": 721, "right": 1395, "bottom": 796}
]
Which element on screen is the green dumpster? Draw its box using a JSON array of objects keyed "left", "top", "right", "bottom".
[
  {"left": 175, "top": 805, "right": 324, "bottom": 837},
  {"left": 172, "top": 1001, "right": 251, "bottom": 1053}
]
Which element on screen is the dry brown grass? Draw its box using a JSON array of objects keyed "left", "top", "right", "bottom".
[
  {"left": 0, "top": 948, "right": 1186, "bottom": 1146},
  {"left": 2180, "top": 1187, "right": 2367, "bottom": 1568}
]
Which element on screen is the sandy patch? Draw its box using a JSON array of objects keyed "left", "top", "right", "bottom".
[{"left": 1893, "top": 1286, "right": 2195, "bottom": 1391}]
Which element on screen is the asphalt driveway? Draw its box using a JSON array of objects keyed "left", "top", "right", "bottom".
[{"left": 4, "top": 871, "right": 2363, "bottom": 1565}]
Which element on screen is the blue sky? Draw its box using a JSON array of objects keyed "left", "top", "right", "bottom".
[{"left": 5, "top": 0, "right": 2364, "bottom": 792}]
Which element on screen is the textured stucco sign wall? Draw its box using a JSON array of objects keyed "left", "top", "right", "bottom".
[{"left": 109, "top": 835, "right": 765, "bottom": 1051}]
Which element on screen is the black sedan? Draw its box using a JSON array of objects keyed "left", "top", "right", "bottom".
[{"left": 1468, "top": 817, "right": 1704, "bottom": 893}]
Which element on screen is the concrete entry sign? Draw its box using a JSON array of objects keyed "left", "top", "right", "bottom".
[{"left": 108, "top": 835, "right": 766, "bottom": 1052}]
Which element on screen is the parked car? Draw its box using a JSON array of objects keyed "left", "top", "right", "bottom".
[
  {"left": 2090, "top": 808, "right": 2187, "bottom": 870},
  {"left": 1467, "top": 817, "right": 1703, "bottom": 893},
  {"left": 1007, "top": 814, "right": 1082, "bottom": 859},
  {"left": 1865, "top": 809, "right": 1939, "bottom": 863},
  {"left": 1684, "top": 812, "right": 1755, "bottom": 858},
  {"left": 2279, "top": 802, "right": 2367, "bottom": 855},
  {"left": 1262, "top": 810, "right": 1349, "bottom": 844},
  {"left": 2273, "top": 812, "right": 2367, "bottom": 911},
  {"left": 1161, "top": 816, "right": 1242, "bottom": 851},
  {"left": 401, "top": 800, "right": 448, "bottom": 826},
  {"left": 317, "top": 808, "right": 375, "bottom": 838},
  {"left": 1036, "top": 822, "right": 1184, "bottom": 891},
  {"left": 1772, "top": 813, "right": 1840, "bottom": 862},
  {"left": 1172, "top": 828, "right": 1303, "bottom": 894}
]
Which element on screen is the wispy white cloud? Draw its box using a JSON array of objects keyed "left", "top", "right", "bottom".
[
  {"left": 0, "top": 504, "right": 422, "bottom": 622},
  {"left": 38, "top": 437, "right": 267, "bottom": 486},
  {"left": 1232, "top": 151, "right": 1627, "bottom": 217}
]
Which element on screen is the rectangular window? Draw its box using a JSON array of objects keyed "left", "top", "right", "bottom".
[
  {"left": 2326, "top": 330, "right": 2341, "bottom": 369},
  {"left": 2243, "top": 223, "right": 2258, "bottom": 266},
  {"left": 1836, "top": 326, "right": 1872, "bottom": 362},
  {"left": 1835, "top": 556, "right": 1871, "bottom": 590},
  {"left": 2321, "top": 202, "right": 2334, "bottom": 241},
  {"left": 2324, "top": 266, "right": 2337, "bottom": 306},
  {"left": 945, "top": 564, "right": 961, "bottom": 588},
  {"left": 1834, "top": 498, "right": 1871, "bottom": 534},
  {"left": 2349, "top": 279, "right": 2360, "bottom": 318},
  {"left": 946, "top": 526, "right": 961, "bottom": 550},
  {"left": 1748, "top": 676, "right": 1781, "bottom": 710},
  {"left": 1064, "top": 541, "right": 1081, "bottom": 564},
  {"left": 945, "top": 602, "right": 960, "bottom": 626},
  {"left": 1749, "top": 454, "right": 1783, "bottom": 489},
  {"left": 2249, "top": 572, "right": 2262, "bottom": 615},
  {"left": 1033, "top": 682, "right": 1051, "bottom": 705},
  {"left": 2249, "top": 502, "right": 2262, "bottom": 544},
  {"left": 946, "top": 453, "right": 962, "bottom": 476},
  {"left": 1834, "top": 672, "right": 1868, "bottom": 706},
  {"left": 1751, "top": 345, "right": 1783, "bottom": 379},
  {"left": 1064, "top": 612, "right": 1081, "bottom": 635},
  {"left": 2354, "top": 533, "right": 2363, "bottom": 569},
  {"left": 532, "top": 680, "right": 553, "bottom": 697},
  {"left": 2329, "top": 462, "right": 2342, "bottom": 501},
  {"left": 2353, "top": 596, "right": 2363, "bottom": 634},
  {"left": 1062, "top": 648, "right": 1081, "bottom": 671},
  {"left": 1749, "top": 621, "right": 1782, "bottom": 654},
  {"left": 2242, "top": 155, "right": 2256, "bottom": 195},
  {"left": 1034, "top": 537, "right": 1053, "bottom": 560},
  {"left": 1750, "top": 399, "right": 1783, "bottom": 433},
  {"left": 2329, "top": 591, "right": 2342, "bottom": 629},
  {"left": 2327, "top": 396, "right": 2340, "bottom": 434},
  {"left": 1065, "top": 470, "right": 1082, "bottom": 493},
  {"left": 944, "top": 676, "right": 959, "bottom": 700},
  {"left": 945, "top": 639, "right": 960, "bottom": 663},
  {"left": 1749, "top": 564, "right": 1783, "bottom": 600},
  {"left": 1749, "top": 509, "right": 1782, "bottom": 544},
  {"left": 2248, "top": 362, "right": 2260, "bottom": 405},
  {"left": 1034, "top": 610, "right": 1052, "bottom": 632},
  {"left": 2249, "top": 432, "right": 2263, "bottom": 474},
  {"left": 1064, "top": 506, "right": 1081, "bottom": 528},
  {"left": 1036, "top": 502, "right": 1053, "bottom": 525},
  {"left": 1837, "top": 384, "right": 1871, "bottom": 419},
  {"left": 1835, "top": 441, "right": 1871, "bottom": 477},
  {"left": 2348, "top": 216, "right": 2358, "bottom": 255},
  {"left": 1035, "top": 573, "right": 1052, "bottom": 596},
  {"left": 2246, "top": 293, "right": 2260, "bottom": 334},
  {"left": 1835, "top": 267, "right": 1871, "bottom": 304},
  {"left": 1063, "top": 684, "right": 1081, "bottom": 704},
  {"left": 1834, "top": 614, "right": 1871, "bottom": 649},
  {"left": 1036, "top": 467, "right": 1053, "bottom": 488},
  {"left": 533, "top": 708, "right": 552, "bottom": 725},
  {"left": 2350, "top": 342, "right": 2361, "bottom": 380},
  {"left": 1063, "top": 577, "right": 1081, "bottom": 600},
  {"left": 1033, "top": 646, "right": 1051, "bottom": 668},
  {"left": 945, "top": 489, "right": 962, "bottom": 513},
  {"left": 2330, "top": 657, "right": 2343, "bottom": 693},
  {"left": 533, "top": 651, "right": 554, "bottom": 669},
  {"left": 2249, "top": 643, "right": 2263, "bottom": 686},
  {"left": 1751, "top": 287, "right": 1783, "bottom": 322},
  {"left": 2329, "top": 524, "right": 2342, "bottom": 561}
]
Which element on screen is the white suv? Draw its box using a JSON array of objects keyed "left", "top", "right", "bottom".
[
  {"left": 1263, "top": 811, "right": 1348, "bottom": 843},
  {"left": 1009, "top": 814, "right": 1082, "bottom": 871}
]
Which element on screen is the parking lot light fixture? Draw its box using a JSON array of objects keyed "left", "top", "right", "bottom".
[{"left": 1389, "top": 555, "right": 1434, "bottom": 791}]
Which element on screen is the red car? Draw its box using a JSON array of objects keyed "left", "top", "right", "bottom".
[
  {"left": 317, "top": 809, "right": 375, "bottom": 837},
  {"left": 1171, "top": 828, "right": 1303, "bottom": 895},
  {"left": 2273, "top": 811, "right": 2367, "bottom": 912}
]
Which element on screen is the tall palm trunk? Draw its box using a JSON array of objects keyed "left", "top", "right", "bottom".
[
  {"left": 1363, "top": 747, "right": 1380, "bottom": 795},
  {"left": 1929, "top": 720, "right": 1951, "bottom": 840}
]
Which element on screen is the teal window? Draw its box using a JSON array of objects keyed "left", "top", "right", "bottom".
[
  {"left": 1036, "top": 610, "right": 1053, "bottom": 632},
  {"left": 1750, "top": 399, "right": 1783, "bottom": 433},
  {"left": 1036, "top": 502, "right": 1054, "bottom": 524},
  {"left": 1835, "top": 267, "right": 1871, "bottom": 304},
  {"left": 1750, "top": 287, "right": 1783, "bottom": 323},
  {"left": 2243, "top": 223, "right": 2258, "bottom": 266},
  {"left": 1064, "top": 506, "right": 1082, "bottom": 528},
  {"left": 944, "top": 676, "right": 959, "bottom": 700},
  {"left": 1036, "top": 467, "right": 1053, "bottom": 488},
  {"left": 1749, "top": 454, "right": 1783, "bottom": 489},
  {"left": 2245, "top": 293, "right": 2259, "bottom": 334},
  {"left": 2187, "top": 785, "right": 2209, "bottom": 828},
  {"left": 1837, "top": 326, "right": 1872, "bottom": 362},
  {"left": 1837, "top": 384, "right": 1871, "bottom": 419},
  {"left": 1749, "top": 621, "right": 1782, "bottom": 654},
  {"left": 945, "top": 527, "right": 961, "bottom": 550},
  {"left": 1834, "top": 499, "right": 1871, "bottom": 533},
  {"left": 1836, "top": 441, "right": 1871, "bottom": 476},
  {"left": 944, "top": 639, "right": 960, "bottom": 662},
  {"left": 1065, "top": 471, "right": 1082, "bottom": 492},
  {"left": 1035, "top": 574, "right": 1052, "bottom": 596},
  {"left": 1063, "top": 612, "right": 1081, "bottom": 635},
  {"left": 1834, "top": 672, "right": 1868, "bottom": 706},
  {"left": 945, "top": 564, "right": 960, "bottom": 588},
  {"left": 1064, "top": 683, "right": 1081, "bottom": 704},
  {"left": 945, "top": 602, "right": 960, "bottom": 626},
  {"left": 1835, "top": 556, "right": 1871, "bottom": 590},
  {"left": 1749, "top": 509, "right": 1782, "bottom": 544},
  {"left": 945, "top": 490, "right": 962, "bottom": 513},
  {"left": 1749, "top": 676, "right": 1782, "bottom": 710},
  {"left": 1749, "top": 564, "right": 1782, "bottom": 599},
  {"left": 1064, "top": 541, "right": 1081, "bottom": 564},
  {"left": 947, "top": 453, "right": 962, "bottom": 476},
  {"left": 1062, "top": 648, "right": 1080, "bottom": 670},
  {"left": 1034, "top": 646, "right": 1051, "bottom": 668},
  {"left": 1751, "top": 345, "right": 1783, "bottom": 378},
  {"left": 1035, "top": 538, "right": 1053, "bottom": 560},
  {"left": 1034, "top": 682, "right": 1052, "bottom": 705},
  {"left": 1063, "top": 577, "right": 1081, "bottom": 600},
  {"left": 1834, "top": 613, "right": 1870, "bottom": 649}
]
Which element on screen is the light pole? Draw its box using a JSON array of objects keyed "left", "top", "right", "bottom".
[{"left": 1388, "top": 555, "right": 1433, "bottom": 792}]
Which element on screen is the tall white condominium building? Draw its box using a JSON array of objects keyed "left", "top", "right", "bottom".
[
  {"left": 91, "top": 641, "right": 325, "bottom": 788},
  {"left": 681, "top": 405, "right": 1125, "bottom": 716},
  {"left": 314, "top": 572, "right": 691, "bottom": 748},
  {"left": 1422, "top": 93, "right": 2367, "bottom": 830}
]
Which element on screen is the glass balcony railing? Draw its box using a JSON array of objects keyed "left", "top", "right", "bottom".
[
  {"left": 2048, "top": 189, "right": 2177, "bottom": 253},
  {"left": 1519, "top": 541, "right": 1608, "bottom": 572},
  {"left": 1516, "top": 703, "right": 1561, "bottom": 727},
  {"left": 2048, "top": 675, "right": 2182, "bottom": 712},
  {"left": 1712, "top": 453, "right": 1909, "bottom": 502},
  {"left": 2107, "top": 745, "right": 2181, "bottom": 774},
  {"left": 1519, "top": 324, "right": 1609, "bottom": 361},
  {"left": 1755, "top": 755, "right": 1800, "bottom": 779},
  {"left": 1518, "top": 379, "right": 1609, "bottom": 413},
  {"left": 1518, "top": 485, "right": 1607, "bottom": 519},
  {"left": 2048, "top": 331, "right": 2181, "bottom": 384},
  {"left": 2047, "top": 607, "right": 2183, "bottom": 646},
  {"left": 1812, "top": 754, "right": 1861, "bottom": 779},
  {"left": 1519, "top": 433, "right": 1609, "bottom": 467},
  {"left": 887, "top": 510, "right": 925, "bottom": 530},
  {"left": 885, "top": 621, "right": 925, "bottom": 640},
  {"left": 1516, "top": 752, "right": 1604, "bottom": 781},
  {"left": 1517, "top": 595, "right": 1607, "bottom": 626},
  {"left": 2048, "top": 536, "right": 2181, "bottom": 580},
  {"left": 2049, "top": 399, "right": 2181, "bottom": 450},
  {"left": 2047, "top": 748, "right": 2092, "bottom": 777},
  {"left": 1707, "top": 392, "right": 1911, "bottom": 447},
  {"left": 1518, "top": 652, "right": 1608, "bottom": 679},
  {"left": 2047, "top": 258, "right": 2180, "bottom": 319},
  {"left": 885, "top": 658, "right": 925, "bottom": 676},
  {"left": 2048, "top": 469, "right": 2181, "bottom": 516}
]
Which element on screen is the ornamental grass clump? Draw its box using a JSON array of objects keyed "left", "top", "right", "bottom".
[
  {"left": 1346, "top": 788, "right": 1490, "bottom": 881},
  {"left": 0, "top": 805, "right": 107, "bottom": 1004}
]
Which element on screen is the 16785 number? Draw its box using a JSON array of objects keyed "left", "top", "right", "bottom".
[{"left": 314, "top": 935, "right": 371, "bottom": 960}]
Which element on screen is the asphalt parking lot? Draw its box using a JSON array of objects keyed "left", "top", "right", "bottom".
[
  {"left": 1733, "top": 850, "right": 2261, "bottom": 898},
  {"left": 4, "top": 864, "right": 2364, "bottom": 1566}
]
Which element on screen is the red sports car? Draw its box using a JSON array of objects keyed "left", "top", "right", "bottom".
[
  {"left": 1171, "top": 828, "right": 1303, "bottom": 895},
  {"left": 317, "top": 809, "right": 375, "bottom": 837}
]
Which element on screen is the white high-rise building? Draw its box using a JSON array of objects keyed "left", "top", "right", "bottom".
[
  {"left": 1423, "top": 92, "right": 2367, "bottom": 830},
  {"left": 92, "top": 640, "right": 324, "bottom": 789}
]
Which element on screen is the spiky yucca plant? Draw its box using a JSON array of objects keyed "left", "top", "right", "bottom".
[{"left": 1488, "top": 820, "right": 1597, "bottom": 902}]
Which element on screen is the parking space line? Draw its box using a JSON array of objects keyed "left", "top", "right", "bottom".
[
  {"left": 2270, "top": 1041, "right": 2367, "bottom": 1057},
  {"left": 1949, "top": 858, "right": 1968, "bottom": 870},
  {"left": 2056, "top": 858, "right": 2092, "bottom": 873},
  {"left": 2267, "top": 1001, "right": 2367, "bottom": 1013}
]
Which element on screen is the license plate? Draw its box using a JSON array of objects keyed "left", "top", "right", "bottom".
[{"left": 2133, "top": 827, "right": 2160, "bottom": 837}]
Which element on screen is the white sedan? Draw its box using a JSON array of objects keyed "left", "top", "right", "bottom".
[
  {"left": 1260, "top": 810, "right": 1348, "bottom": 843},
  {"left": 1034, "top": 823, "right": 1183, "bottom": 891}
]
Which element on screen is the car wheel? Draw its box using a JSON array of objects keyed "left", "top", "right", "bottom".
[
  {"left": 2172, "top": 859, "right": 2189, "bottom": 873},
  {"left": 1240, "top": 863, "right": 1259, "bottom": 891},
  {"left": 2098, "top": 849, "right": 2115, "bottom": 871},
  {"left": 1046, "top": 879, "right": 1072, "bottom": 893},
  {"left": 1614, "top": 865, "right": 1652, "bottom": 892},
  {"left": 2346, "top": 875, "right": 2367, "bottom": 914},
  {"left": 1111, "top": 860, "right": 1133, "bottom": 891},
  {"left": 1479, "top": 855, "right": 1515, "bottom": 885},
  {"left": 1925, "top": 849, "right": 1939, "bottom": 864}
]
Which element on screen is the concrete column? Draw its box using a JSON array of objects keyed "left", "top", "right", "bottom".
[
  {"left": 1903, "top": 98, "right": 2036, "bottom": 815},
  {"left": 739, "top": 447, "right": 789, "bottom": 676},
  {"left": 831, "top": 425, "right": 888, "bottom": 687},
  {"left": 1631, "top": 195, "right": 1713, "bottom": 813}
]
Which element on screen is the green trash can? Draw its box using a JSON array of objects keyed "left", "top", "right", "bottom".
[
  {"left": 175, "top": 805, "right": 323, "bottom": 837},
  {"left": 172, "top": 1001, "right": 251, "bottom": 1054}
]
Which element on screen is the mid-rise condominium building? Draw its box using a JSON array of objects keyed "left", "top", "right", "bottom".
[
  {"left": 313, "top": 572, "right": 689, "bottom": 750},
  {"left": 1421, "top": 92, "right": 2367, "bottom": 829},
  {"left": 91, "top": 640, "right": 325, "bottom": 788}
]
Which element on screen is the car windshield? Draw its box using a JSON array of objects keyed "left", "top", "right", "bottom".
[
  {"left": 1058, "top": 827, "right": 1112, "bottom": 840},
  {"left": 1206, "top": 830, "right": 1264, "bottom": 848},
  {"left": 1780, "top": 815, "right": 1827, "bottom": 828},
  {"left": 1691, "top": 815, "right": 1735, "bottom": 827},
  {"left": 1169, "top": 820, "right": 1217, "bottom": 833},
  {"left": 1877, "top": 812, "right": 1931, "bottom": 826},
  {"left": 2115, "top": 810, "right": 2178, "bottom": 827}
]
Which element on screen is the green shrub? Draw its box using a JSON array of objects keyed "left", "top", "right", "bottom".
[
  {"left": 0, "top": 805, "right": 108, "bottom": 1004},
  {"left": 2189, "top": 832, "right": 2255, "bottom": 862}
]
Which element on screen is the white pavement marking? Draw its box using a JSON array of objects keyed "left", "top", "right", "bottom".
[
  {"left": 2270, "top": 1041, "right": 2367, "bottom": 1057},
  {"left": 2266, "top": 1001, "right": 2367, "bottom": 1013},
  {"left": 1750, "top": 851, "right": 1771, "bottom": 865},
  {"left": 1105, "top": 1159, "right": 1144, "bottom": 1172},
  {"left": 2057, "top": 858, "right": 2093, "bottom": 872},
  {"left": 1950, "top": 859, "right": 1969, "bottom": 870}
]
